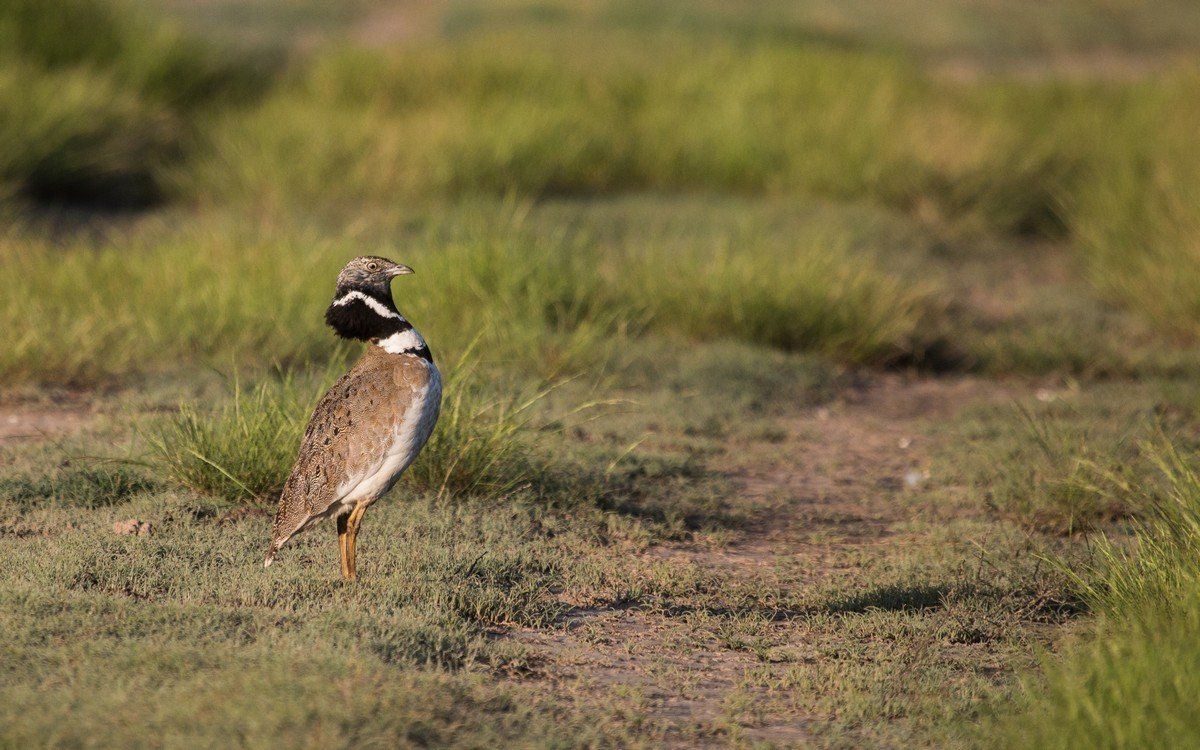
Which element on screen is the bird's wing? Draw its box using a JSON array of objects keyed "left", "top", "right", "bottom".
[{"left": 268, "top": 351, "right": 432, "bottom": 547}]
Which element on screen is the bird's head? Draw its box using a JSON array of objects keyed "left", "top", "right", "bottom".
[{"left": 325, "top": 256, "right": 415, "bottom": 341}]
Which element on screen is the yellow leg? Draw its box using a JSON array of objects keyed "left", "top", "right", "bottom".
[
  {"left": 337, "top": 513, "right": 351, "bottom": 579},
  {"left": 344, "top": 503, "right": 368, "bottom": 581}
]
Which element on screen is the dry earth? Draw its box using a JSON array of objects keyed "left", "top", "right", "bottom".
[{"left": 509, "top": 375, "right": 1033, "bottom": 746}]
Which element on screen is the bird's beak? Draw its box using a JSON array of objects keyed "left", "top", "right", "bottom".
[{"left": 388, "top": 264, "right": 415, "bottom": 278}]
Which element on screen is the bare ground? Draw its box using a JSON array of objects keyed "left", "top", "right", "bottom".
[
  {"left": 0, "top": 399, "right": 94, "bottom": 444},
  {"left": 508, "top": 374, "right": 1036, "bottom": 747}
]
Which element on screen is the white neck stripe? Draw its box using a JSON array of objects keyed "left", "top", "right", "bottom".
[
  {"left": 378, "top": 329, "right": 427, "bottom": 354},
  {"left": 332, "top": 290, "right": 403, "bottom": 320}
]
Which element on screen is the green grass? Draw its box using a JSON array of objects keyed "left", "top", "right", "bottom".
[
  {"left": 0, "top": 364, "right": 1079, "bottom": 746},
  {"left": 937, "top": 378, "right": 1200, "bottom": 532},
  {"left": 8, "top": 0, "right": 1200, "bottom": 746},
  {"left": 1062, "top": 74, "right": 1200, "bottom": 339},
  {"left": 0, "top": 62, "right": 177, "bottom": 206},
  {"left": 629, "top": 234, "right": 942, "bottom": 366},
  {"left": 0, "top": 0, "right": 268, "bottom": 205},
  {"left": 187, "top": 36, "right": 1073, "bottom": 237},
  {"left": 947, "top": 403, "right": 1146, "bottom": 533},
  {"left": 146, "top": 353, "right": 556, "bottom": 505},
  {"left": 145, "top": 372, "right": 323, "bottom": 503},
  {"left": 0, "top": 201, "right": 953, "bottom": 385},
  {"left": 0, "top": 465, "right": 157, "bottom": 510},
  {"left": 986, "top": 440, "right": 1200, "bottom": 748}
]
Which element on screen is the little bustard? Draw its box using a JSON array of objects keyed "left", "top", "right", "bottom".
[{"left": 264, "top": 256, "right": 441, "bottom": 579}]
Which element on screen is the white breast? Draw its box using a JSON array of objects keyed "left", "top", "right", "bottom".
[{"left": 336, "top": 361, "right": 442, "bottom": 509}]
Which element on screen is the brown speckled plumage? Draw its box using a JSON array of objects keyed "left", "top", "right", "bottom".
[{"left": 268, "top": 347, "right": 439, "bottom": 549}]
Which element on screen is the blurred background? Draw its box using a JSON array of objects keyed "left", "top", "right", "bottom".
[{"left": 3, "top": 0, "right": 1200, "bottom": 383}]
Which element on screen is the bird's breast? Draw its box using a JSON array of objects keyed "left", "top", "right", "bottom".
[{"left": 334, "top": 359, "right": 442, "bottom": 509}]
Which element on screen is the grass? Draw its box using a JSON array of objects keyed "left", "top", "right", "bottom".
[
  {"left": 146, "top": 352, "right": 555, "bottom": 505},
  {"left": 0, "top": 0, "right": 268, "bottom": 205},
  {"left": 145, "top": 372, "right": 321, "bottom": 503},
  {"left": 948, "top": 402, "right": 1146, "bottom": 533},
  {"left": 0, "top": 465, "right": 157, "bottom": 510},
  {"left": 189, "top": 36, "right": 1076, "bottom": 238},
  {"left": 402, "top": 354, "right": 548, "bottom": 498},
  {"left": 0, "top": 201, "right": 952, "bottom": 385},
  {"left": 629, "top": 235, "right": 943, "bottom": 366},
  {"left": 986, "top": 439, "right": 1200, "bottom": 748},
  {"left": 938, "top": 376, "right": 1200, "bottom": 531},
  {"left": 2, "top": 3, "right": 1200, "bottom": 377},
  {"left": 1065, "top": 74, "right": 1200, "bottom": 339},
  {"left": 0, "top": 62, "right": 178, "bottom": 206},
  {"left": 0, "top": 365, "right": 1079, "bottom": 746}
]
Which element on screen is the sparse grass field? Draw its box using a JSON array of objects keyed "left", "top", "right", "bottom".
[{"left": 4, "top": 0, "right": 1200, "bottom": 747}]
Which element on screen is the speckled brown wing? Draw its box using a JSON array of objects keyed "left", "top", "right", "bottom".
[{"left": 266, "top": 347, "right": 435, "bottom": 555}]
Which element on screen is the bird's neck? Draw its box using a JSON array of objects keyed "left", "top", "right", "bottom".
[
  {"left": 325, "top": 285, "right": 433, "bottom": 361},
  {"left": 374, "top": 325, "right": 431, "bottom": 361}
]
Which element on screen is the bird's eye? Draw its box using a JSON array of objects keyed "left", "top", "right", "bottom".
[{"left": 367, "top": 262, "right": 379, "bottom": 271}]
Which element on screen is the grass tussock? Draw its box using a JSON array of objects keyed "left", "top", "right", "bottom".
[
  {"left": 145, "top": 373, "right": 318, "bottom": 503},
  {"left": 631, "top": 237, "right": 944, "bottom": 366},
  {"left": 403, "top": 355, "right": 546, "bottom": 498},
  {"left": 1063, "top": 73, "right": 1200, "bottom": 339},
  {"left": 988, "top": 440, "right": 1200, "bottom": 748},
  {"left": 146, "top": 354, "right": 551, "bottom": 505}
]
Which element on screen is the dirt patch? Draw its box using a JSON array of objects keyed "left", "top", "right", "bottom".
[
  {"left": 352, "top": 0, "right": 449, "bottom": 46},
  {"left": 0, "top": 405, "right": 93, "bottom": 443},
  {"left": 508, "top": 374, "right": 1029, "bottom": 746}
]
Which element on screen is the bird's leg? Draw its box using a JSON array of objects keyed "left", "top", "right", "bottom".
[
  {"left": 345, "top": 503, "right": 368, "bottom": 581},
  {"left": 337, "top": 512, "right": 352, "bottom": 580}
]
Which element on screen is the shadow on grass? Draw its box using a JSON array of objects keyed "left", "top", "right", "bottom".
[
  {"left": 0, "top": 465, "right": 158, "bottom": 510},
  {"left": 824, "top": 583, "right": 951, "bottom": 614}
]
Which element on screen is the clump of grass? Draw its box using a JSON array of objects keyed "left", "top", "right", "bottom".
[
  {"left": 1062, "top": 72, "right": 1200, "bottom": 339},
  {"left": 145, "top": 373, "right": 317, "bottom": 504},
  {"left": 145, "top": 353, "right": 555, "bottom": 505},
  {"left": 630, "top": 237, "right": 944, "bottom": 366},
  {"left": 1070, "top": 440, "right": 1200, "bottom": 617},
  {"left": 0, "top": 0, "right": 270, "bottom": 107},
  {"left": 986, "top": 439, "right": 1200, "bottom": 747},
  {"left": 405, "top": 355, "right": 546, "bottom": 498}
]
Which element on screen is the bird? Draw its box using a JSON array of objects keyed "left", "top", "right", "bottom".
[{"left": 263, "top": 256, "right": 441, "bottom": 580}]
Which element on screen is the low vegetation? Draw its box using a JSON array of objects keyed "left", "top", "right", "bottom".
[
  {"left": 949, "top": 403, "right": 1146, "bottom": 533},
  {"left": 146, "top": 353, "right": 557, "bottom": 505},
  {"left": 989, "top": 439, "right": 1200, "bottom": 747},
  {"left": 0, "top": 0, "right": 268, "bottom": 206},
  {"left": 145, "top": 372, "right": 321, "bottom": 503},
  {"left": 0, "top": 205, "right": 951, "bottom": 383}
]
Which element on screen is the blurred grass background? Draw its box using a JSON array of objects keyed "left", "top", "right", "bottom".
[{"left": 3, "top": 0, "right": 1200, "bottom": 384}]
